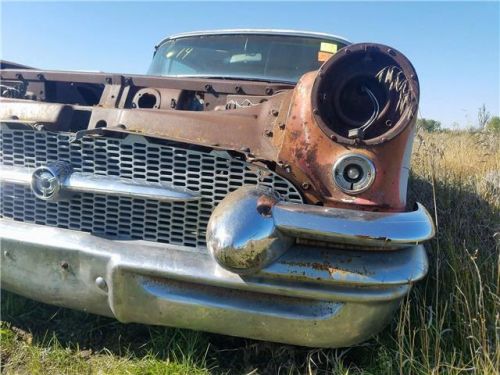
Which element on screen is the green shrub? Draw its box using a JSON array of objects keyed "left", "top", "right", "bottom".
[
  {"left": 417, "top": 118, "right": 442, "bottom": 132},
  {"left": 485, "top": 116, "right": 500, "bottom": 132}
]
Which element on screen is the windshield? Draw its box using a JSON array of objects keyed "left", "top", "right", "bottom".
[{"left": 148, "top": 34, "right": 346, "bottom": 83}]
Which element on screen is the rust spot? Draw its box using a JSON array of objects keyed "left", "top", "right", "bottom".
[
  {"left": 283, "top": 260, "right": 375, "bottom": 278},
  {"left": 289, "top": 130, "right": 301, "bottom": 141}
]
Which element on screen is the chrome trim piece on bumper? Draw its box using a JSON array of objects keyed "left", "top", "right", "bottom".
[
  {"left": 0, "top": 164, "right": 200, "bottom": 202},
  {"left": 273, "top": 201, "right": 435, "bottom": 249},
  {"left": 0, "top": 219, "right": 428, "bottom": 347}
]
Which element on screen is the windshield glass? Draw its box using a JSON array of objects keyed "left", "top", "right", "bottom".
[{"left": 148, "top": 34, "right": 346, "bottom": 83}]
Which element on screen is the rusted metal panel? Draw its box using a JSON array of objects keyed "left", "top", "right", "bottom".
[
  {"left": 276, "top": 72, "right": 417, "bottom": 210},
  {"left": 0, "top": 99, "right": 75, "bottom": 130},
  {"left": 86, "top": 97, "right": 282, "bottom": 161},
  {"left": 0, "top": 43, "right": 420, "bottom": 211},
  {"left": 0, "top": 69, "right": 293, "bottom": 96},
  {"left": 274, "top": 44, "right": 420, "bottom": 210}
]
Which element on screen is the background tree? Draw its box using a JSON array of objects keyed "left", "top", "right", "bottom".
[
  {"left": 478, "top": 104, "right": 491, "bottom": 129},
  {"left": 485, "top": 116, "right": 500, "bottom": 132},
  {"left": 417, "top": 118, "right": 442, "bottom": 132}
]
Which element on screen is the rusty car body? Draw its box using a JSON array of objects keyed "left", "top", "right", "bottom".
[{"left": 0, "top": 29, "right": 434, "bottom": 347}]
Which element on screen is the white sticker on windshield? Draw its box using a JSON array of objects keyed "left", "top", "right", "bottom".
[{"left": 320, "top": 42, "right": 338, "bottom": 54}]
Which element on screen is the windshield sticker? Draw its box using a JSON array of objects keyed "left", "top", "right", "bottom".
[
  {"left": 320, "top": 42, "right": 338, "bottom": 54},
  {"left": 318, "top": 51, "right": 333, "bottom": 62}
]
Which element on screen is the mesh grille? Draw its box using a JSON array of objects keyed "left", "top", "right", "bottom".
[{"left": 0, "top": 127, "right": 303, "bottom": 247}]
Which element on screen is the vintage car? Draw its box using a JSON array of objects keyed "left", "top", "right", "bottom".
[{"left": 0, "top": 29, "right": 434, "bottom": 347}]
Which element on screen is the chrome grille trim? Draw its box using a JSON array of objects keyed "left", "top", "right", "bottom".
[
  {"left": 0, "top": 164, "right": 201, "bottom": 202},
  {"left": 0, "top": 127, "right": 303, "bottom": 247}
]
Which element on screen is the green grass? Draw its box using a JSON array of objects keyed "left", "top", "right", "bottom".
[{"left": 1, "top": 130, "right": 499, "bottom": 374}]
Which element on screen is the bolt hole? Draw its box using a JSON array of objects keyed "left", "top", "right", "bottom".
[
  {"left": 95, "top": 120, "right": 107, "bottom": 128},
  {"left": 256, "top": 204, "right": 272, "bottom": 217},
  {"left": 256, "top": 195, "right": 276, "bottom": 217}
]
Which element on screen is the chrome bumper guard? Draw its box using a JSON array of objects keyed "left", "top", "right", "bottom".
[
  {"left": 1, "top": 212, "right": 429, "bottom": 347},
  {"left": 206, "top": 186, "right": 434, "bottom": 274}
]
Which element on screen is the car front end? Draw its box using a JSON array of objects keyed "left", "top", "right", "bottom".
[{"left": 0, "top": 30, "right": 434, "bottom": 347}]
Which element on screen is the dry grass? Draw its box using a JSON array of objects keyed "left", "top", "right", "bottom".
[
  {"left": 398, "top": 130, "right": 499, "bottom": 374},
  {"left": 1, "top": 130, "right": 499, "bottom": 374}
]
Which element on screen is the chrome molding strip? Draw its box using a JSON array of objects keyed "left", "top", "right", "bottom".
[
  {"left": 0, "top": 165, "right": 200, "bottom": 202},
  {"left": 0, "top": 165, "right": 32, "bottom": 185},
  {"left": 273, "top": 202, "right": 435, "bottom": 249},
  {"left": 64, "top": 173, "right": 199, "bottom": 201}
]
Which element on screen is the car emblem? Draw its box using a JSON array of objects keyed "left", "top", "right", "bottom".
[{"left": 31, "top": 162, "right": 72, "bottom": 201}]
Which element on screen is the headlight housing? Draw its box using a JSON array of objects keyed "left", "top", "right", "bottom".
[{"left": 311, "top": 43, "right": 419, "bottom": 145}]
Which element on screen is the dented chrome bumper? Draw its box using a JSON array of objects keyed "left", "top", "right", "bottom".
[{"left": 0, "top": 217, "right": 429, "bottom": 347}]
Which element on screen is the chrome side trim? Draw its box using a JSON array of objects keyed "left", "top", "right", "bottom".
[
  {"left": 273, "top": 201, "right": 435, "bottom": 249},
  {"left": 0, "top": 165, "right": 200, "bottom": 202}
]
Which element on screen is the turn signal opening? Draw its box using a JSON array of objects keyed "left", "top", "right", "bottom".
[{"left": 333, "top": 154, "right": 375, "bottom": 194}]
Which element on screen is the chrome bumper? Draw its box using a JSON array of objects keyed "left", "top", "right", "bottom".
[
  {"left": 1, "top": 218, "right": 428, "bottom": 348},
  {"left": 206, "top": 186, "right": 434, "bottom": 273}
]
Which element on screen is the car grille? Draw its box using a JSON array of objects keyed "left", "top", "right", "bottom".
[{"left": 0, "top": 127, "right": 303, "bottom": 248}]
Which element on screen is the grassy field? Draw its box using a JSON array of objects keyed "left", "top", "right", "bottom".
[{"left": 1, "top": 130, "right": 499, "bottom": 374}]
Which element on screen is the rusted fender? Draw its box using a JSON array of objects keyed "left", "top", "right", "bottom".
[{"left": 275, "top": 72, "right": 416, "bottom": 210}]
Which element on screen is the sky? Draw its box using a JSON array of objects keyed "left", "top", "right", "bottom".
[{"left": 1, "top": 1, "right": 499, "bottom": 128}]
